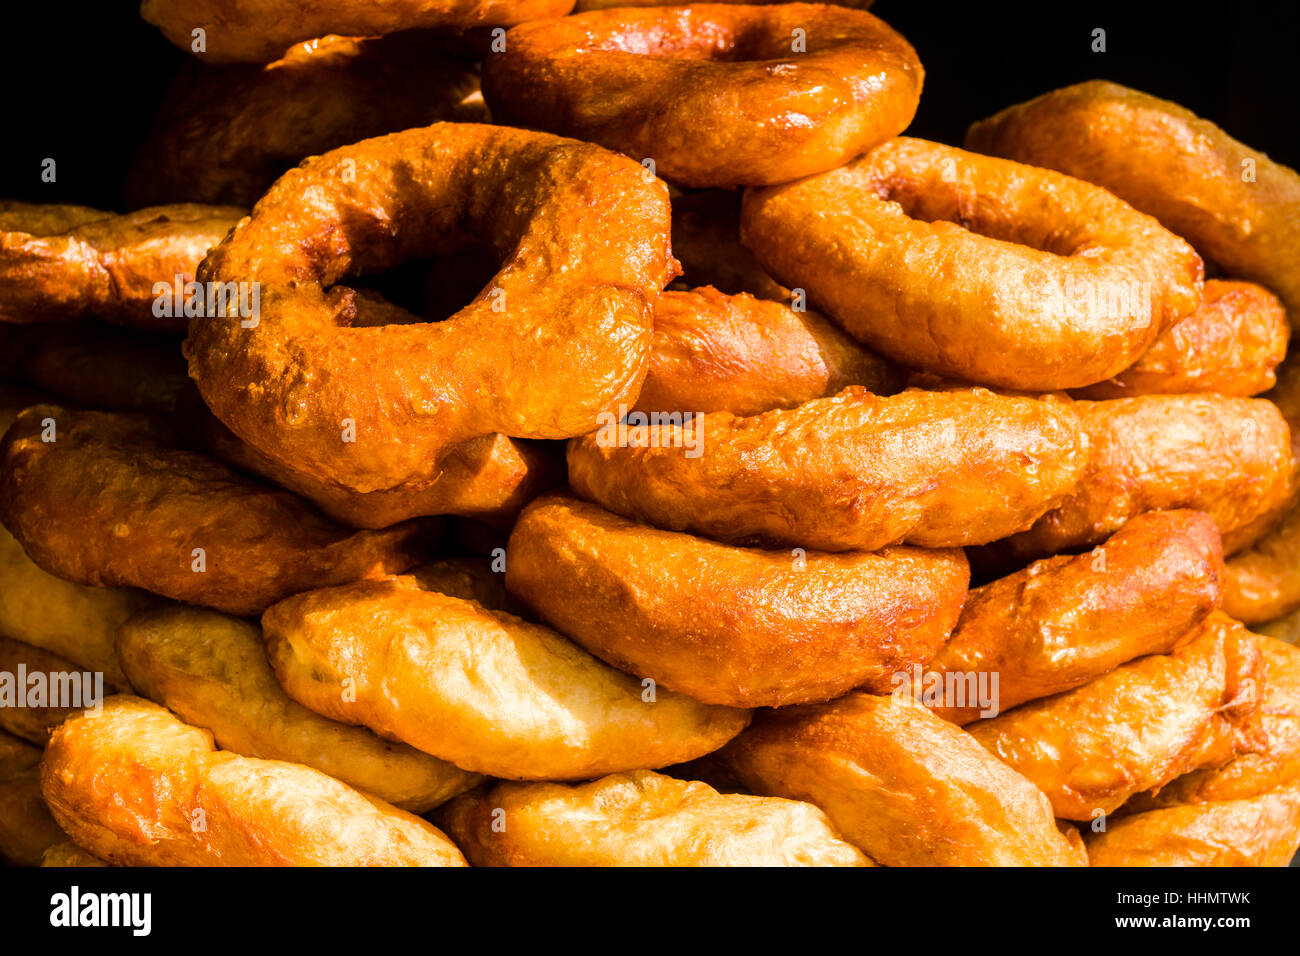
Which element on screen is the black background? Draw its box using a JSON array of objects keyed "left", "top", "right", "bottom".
[{"left": 1, "top": 0, "right": 1297, "bottom": 208}]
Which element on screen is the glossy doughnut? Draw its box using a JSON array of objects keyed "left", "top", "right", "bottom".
[
  {"left": 0, "top": 202, "right": 241, "bottom": 332},
  {"left": 967, "top": 80, "right": 1300, "bottom": 326},
  {"left": 505, "top": 493, "right": 969, "bottom": 707},
  {"left": 483, "top": 4, "right": 924, "bottom": 188},
  {"left": 0, "top": 406, "right": 435, "bottom": 615},
  {"left": 185, "top": 124, "right": 675, "bottom": 494},
  {"left": 740, "top": 137, "right": 1204, "bottom": 390},
  {"left": 261, "top": 574, "right": 750, "bottom": 779},
  {"left": 567, "top": 385, "right": 1087, "bottom": 552},
  {"left": 41, "top": 697, "right": 469, "bottom": 866}
]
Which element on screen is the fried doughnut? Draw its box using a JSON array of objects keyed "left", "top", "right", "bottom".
[
  {"left": 128, "top": 34, "right": 487, "bottom": 207},
  {"left": 440, "top": 771, "right": 871, "bottom": 866},
  {"left": 720, "top": 692, "right": 1086, "bottom": 866},
  {"left": 189, "top": 399, "right": 560, "bottom": 529},
  {"left": 0, "top": 201, "right": 242, "bottom": 332},
  {"left": 967, "top": 612, "right": 1264, "bottom": 820},
  {"left": 0, "top": 526, "right": 145, "bottom": 688},
  {"left": 918, "top": 510, "right": 1223, "bottom": 724},
  {"left": 140, "top": 0, "right": 575, "bottom": 64},
  {"left": 0, "top": 321, "right": 189, "bottom": 413},
  {"left": 1085, "top": 787, "right": 1300, "bottom": 867},
  {"left": 483, "top": 4, "right": 924, "bottom": 188},
  {"left": 1073, "top": 280, "right": 1289, "bottom": 399},
  {"left": 0, "top": 638, "right": 97, "bottom": 745},
  {"left": 1125, "top": 635, "right": 1300, "bottom": 807},
  {"left": 997, "top": 395, "right": 1293, "bottom": 560},
  {"left": 0, "top": 406, "right": 434, "bottom": 616},
  {"left": 117, "top": 605, "right": 480, "bottom": 812},
  {"left": 0, "top": 731, "right": 64, "bottom": 866},
  {"left": 41, "top": 696, "right": 468, "bottom": 866},
  {"left": 505, "top": 494, "right": 968, "bottom": 707},
  {"left": 262, "top": 574, "right": 748, "bottom": 780},
  {"left": 568, "top": 385, "right": 1087, "bottom": 552},
  {"left": 740, "top": 137, "right": 1204, "bottom": 390},
  {"left": 40, "top": 843, "right": 108, "bottom": 867},
  {"left": 966, "top": 80, "right": 1300, "bottom": 325},
  {"left": 186, "top": 124, "right": 675, "bottom": 495},
  {"left": 635, "top": 287, "right": 901, "bottom": 416},
  {"left": 670, "top": 191, "right": 789, "bottom": 301}
]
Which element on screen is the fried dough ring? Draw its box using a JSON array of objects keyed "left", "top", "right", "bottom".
[
  {"left": 186, "top": 124, "right": 675, "bottom": 494},
  {"left": 568, "top": 385, "right": 1087, "bottom": 552},
  {"left": 0, "top": 526, "right": 144, "bottom": 689},
  {"left": 0, "top": 731, "right": 64, "bottom": 867},
  {"left": 128, "top": 35, "right": 488, "bottom": 208},
  {"left": 140, "top": 0, "right": 575, "bottom": 64},
  {"left": 505, "top": 494, "right": 969, "bottom": 707},
  {"left": 0, "top": 202, "right": 242, "bottom": 332},
  {"left": 117, "top": 605, "right": 481, "bottom": 812},
  {"left": 0, "top": 406, "right": 435, "bottom": 615},
  {"left": 919, "top": 510, "right": 1223, "bottom": 724},
  {"left": 966, "top": 80, "right": 1300, "bottom": 326},
  {"left": 720, "top": 692, "right": 1086, "bottom": 866},
  {"left": 636, "top": 287, "right": 901, "bottom": 416},
  {"left": 261, "top": 575, "right": 750, "bottom": 779},
  {"left": 1128, "top": 636, "right": 1300, "bottom": 807},
  {"left": 968, "top": 612, "right": 1264, "bottom": 820},
  {"left": 482, "top": 4, "right": 924, "bottom": 188},
  {"left": 41, "top": 696, "right": 468, "bottom": 866},
  {"left": 0, "top": 321, "right": 189, "bottom": 413},
  {"left": 440, "top": 771, "right": 871, "bottom": 866},
  {"left": 1084, "top": 787, "right": 1300, "bottom": 867},
  {"left": 997, "top": 395, "right": 1293, "bottom": 560},
  {"left": 189, "top": 399, "right": 560, "bottom": 529},
  {"left": 1073, "top": 280, "right": 1288, "bottom": 399},
  {"left": 0, "top": 638, "right": 97, "bottom": 745},
  {"left": 741, "top": 137, "right": 1204, "bottom": 390},
  {"left": 670, "top": 190, "right": 788, "bottom": 300}
]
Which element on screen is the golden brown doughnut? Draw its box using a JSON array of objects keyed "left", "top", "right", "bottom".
[
  {"left": 996, "top": 395, "right": 1293, "bottom": 560},
  {"left": 188, "top": 399, "right": 561, "bottom": 530},
  {"left": 669, "top": 190, "right": 789, "bottom": 301},
  {"left": 635, "top": 287, "right": 902, "bottom": 416},
  {"left": 1085, "top": 787, "right": 1300, "bottom": 867},
  {"left": 140, "top": 0, "right": 575, "bottom": 64},
  {"left": 506, "top": 494, "right": 968, "bottom": 707},
  {"left": 966, "top": 80, "right": 1300, "bottom": 326},
  {"left": 967, "top": 612, "right": 1264, "bottom": 820},
  {"left": 128, "top": 34, "right": 488, "bottom": 207},
  {"left": 0, "top": 731, "right": 64, "bottom": 867},
  {"left": 741, "top": 137, "right": 1204, "bottom": 390},
  {"left": 186, "top": 124, "right": 675, "bottom": 494},
  {"left": 720, "top": 692, "right": 1087, "bottom": 866},
  {"left": 261, "top": 575, "right": 750, "bottom": 779},
  {"left": 918, "top": 509, "right": 1223, "bottom": 724},
  {"left": 41, "top": 696, "right": 468, "bottom": 866},
  {"left": 440, "top": 771, "right": 872, "bottom": 866},
  {"left": 0, "top": 637, "right": 100, "bottom": 745},
  {"left": 483, "top": 4, "right": 923, "bottom": 188},
  {"left": 1128, "top": 636, "right": 1300, "bottom": 807},
  {"left": 0, "top": 201, "right": 242, "bottom": 332},
  {"left": 116, "top": 605, "right": 481, "bottom": 812},
  {"left": 1073, "top": 280, "right": 1289, "bottom": 399},
  {"left": 568, "top": 385, "right": 1087, "bottom": 552},
  {"left": 0, "top": 321, "right": 189, "bottom": 413},
  {"left": 0, "top": 406, "right": 435, "bottom": 615},
  {"left": 0, "top": 525, "right": 145, "bottom": 688}
]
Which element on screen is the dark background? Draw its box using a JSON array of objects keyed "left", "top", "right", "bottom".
[{"left": 2, "top": 0, "right": 1298, "bottom": 208}]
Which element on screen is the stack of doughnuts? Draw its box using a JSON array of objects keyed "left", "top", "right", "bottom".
[{"left": 2, "top": 3, "right": 1298, "bottom": 868}]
